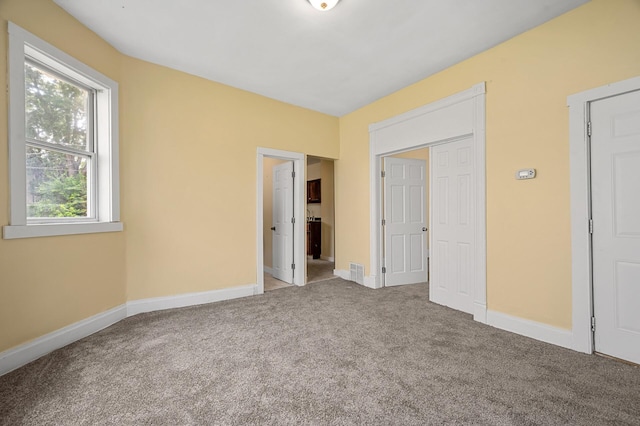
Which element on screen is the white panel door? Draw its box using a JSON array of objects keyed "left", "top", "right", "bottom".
[
  {"left": 383, "top": 157, "right": 428, "bottom": 286},
  {"left": 429, "top": 137, "right": 475, "bottom": 314},
  {"left": 591, "top": 89, "right": 640, "bottom": 364},
  {"left": 272, "top": 161, "right": 294, "bottom": 283}
]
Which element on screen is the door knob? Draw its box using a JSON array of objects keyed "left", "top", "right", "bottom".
[
  {"left": 422, "top": 227, "right": 428, "bottom": 231},
  {"left": 271, "top": 226, "right": 276, "bottom": 231}
]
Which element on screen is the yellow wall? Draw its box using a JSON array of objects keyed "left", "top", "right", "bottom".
[
  {"left": 263, "top": 158, "right": 287, "bottom": 269},
  {"left": 2, "top": 0, "right": 639, "bottom": 356},
  {"left": 0, "top": 0, "right": 339, "bottom": 353},
  {"left": 336, "top": 0, "right": 640, "bottom": 329},
  {"left": 0, "top": 0, "right": 126, "bottom": 352},
  {"left": 121, "top": 56, "right": 339, "bottom": 301}
]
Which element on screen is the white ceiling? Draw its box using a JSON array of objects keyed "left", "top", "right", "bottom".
[{"left": 54, "top": 0, "right": 588, "bottom": 117}]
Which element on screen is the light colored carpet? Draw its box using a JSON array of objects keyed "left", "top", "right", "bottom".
[
  {"left": 1, "top": 279, "right": 639, "bottom": 425},
  {"left": 306, "top": 257, "right": 334, "bottom": 283}
]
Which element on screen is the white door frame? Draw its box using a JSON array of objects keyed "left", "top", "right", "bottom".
[
  {"left": 568, "top": 75, "right": 640, "bottom": 354},
  {"left": 256, "top": 148, "right": 306, "bottom": 294},
  {"left": 369, "top": 82, "right": 487, "bottom": 323}
]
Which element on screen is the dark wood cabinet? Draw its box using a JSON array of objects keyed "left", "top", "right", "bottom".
[
  {"left": 307, "top": 179, "right": 321, "bottom": 203},
  {"left": 307, "top": 221, "right": 321, "bottom": 259}
]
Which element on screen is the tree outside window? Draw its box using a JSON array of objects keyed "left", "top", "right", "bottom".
[{"left": 24, "top": 62, "right": 92, "bottom": 218}]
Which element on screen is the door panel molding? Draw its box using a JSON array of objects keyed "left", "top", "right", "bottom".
[
  {"left": 272, "top": 161, "right": 294, "bottom": 283},
  {"left": 429, "top": 138, "right": 476, "bottom": 314},
  {"left": 568, "top": 75, "right": 640, "bottom": 355},
  {"left": 383, "top": 157, "right": 428, "bottom": 286},
  {"left": 369, "top": 82, "right": 487, "bottom": 323}
]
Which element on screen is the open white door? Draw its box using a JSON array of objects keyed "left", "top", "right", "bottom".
[
  {"left": 272, "top": 161, "right": 294, "bottom": 283},
  {"left": 591, "top": 89, "right": 640, "bottom": 364},
  {"left": 429, "top": 137, "right": 476, "bottom": 314},
  {"left": 383, "top": 157, "right": 428, "bottom": 286}
]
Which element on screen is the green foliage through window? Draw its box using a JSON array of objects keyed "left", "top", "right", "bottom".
[{"left": 25, "top": 61, "right": 91, "bottom": 218}]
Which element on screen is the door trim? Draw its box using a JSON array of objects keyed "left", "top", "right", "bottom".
[
  {"left": 568, "top": 75, "right": 640, "bottom": 354},
  {"left": 256, "top": 148, "right": 306, "bottom": 294},
  {"left": 368, "top": 82, "right": 487, "bottom": 323}
]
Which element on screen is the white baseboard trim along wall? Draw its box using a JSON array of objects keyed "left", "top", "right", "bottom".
[
  {"left": 486, "top": 310, "right": 574, "bottom": 350},
  {"left": 0, "top": 305, "right": 127, "bottom": 377},
  {"left": 127, "top": 284, "right": 257, "bottom": 316},
  {"left": 334, "top": 269, "right": 378, "bottom": 289},
  {"left": 0, "top": 279, "right": 579, "bottom": 376},
  {"left": 0, "top": 284, "right": 258, "bottom": 376},
  {"left": 333, "top": 269, "right": 350, "bottom": 280},
  {"left": 335, "top": 269, "right": 575, "bottom": 350},
  {"left": 363, "top": 276, "right": 377, "bottom": 289}
]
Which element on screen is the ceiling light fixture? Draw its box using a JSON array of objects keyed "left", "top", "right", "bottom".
[{"left": 308, "top": 0, "right": 340, "bottom": 12}]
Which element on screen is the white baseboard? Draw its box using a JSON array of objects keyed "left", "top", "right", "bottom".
[
  {"left": 333, "top": 269, "right": 350, "bottom": 280},
  {"left": 1, "top": 284, "right": 258, "bottom": 376},
  {"left": 0, "top": 304, "right": 126, "bottom": 376},
  {"left": 320, "top": 256, "right": 335, "bottom": 262},
  {"left": 263, "top": 266, "right": 273, "bottom": 275},
  {"left": 486, "top": 310, "right": 573, "bottom": 350},
  {"left": 363, "top": 275, "right": 379, "bottom": 289},
  {"left": 0, "top": 285, "right": 577, "bottom": 377},
  {"left": 332, "top": 271, "right": 573, "bottom": 353},
  {"left": 473, "top": 303, "right": 487, "bottom": 324},
  {"left": 333, "top": 269, "right": 379, "bottom": 289},
  {"left": 127, "top": 284, "right": 258, "bottom": 316}
]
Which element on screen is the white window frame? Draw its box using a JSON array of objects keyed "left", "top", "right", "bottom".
[{"left": 3, "top": 22, "right": 122, "bottom": 239}]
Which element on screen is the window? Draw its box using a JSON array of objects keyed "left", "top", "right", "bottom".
[{"left": 3, "top": 23, "right": 122, "bottom": 239}]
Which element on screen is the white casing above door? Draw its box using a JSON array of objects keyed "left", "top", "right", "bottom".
[
  {"left": 272, "top": 161, "right": 294, "bottom": 283},
  {"left": 429, "top": 137, "right": 476, "bottom": 314},
  {"left": 591, "top": 89, "right": 640, "bottom": 365},
  {"left": 383, "top": 157, "right": 428, "bottom": 286}
]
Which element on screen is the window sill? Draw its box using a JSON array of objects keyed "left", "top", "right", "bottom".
[{"left": 3, "top": 222, "right": 123, "bottom": 239}]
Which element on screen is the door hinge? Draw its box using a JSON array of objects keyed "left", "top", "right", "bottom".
[
  {"left": 291, "top": 171, "right": 295, "bottom": 178},
  {"left": 591, "top": 316, "right": 596, "bottom": 332},
  {"left": 291, "top": 217, "right": 295, "bottom": 224},
  {"left": 381, "top": 170, "right": 386, "bottom": 178},
  {"left": 382, "top": 219, "right": 386, "bottom": 226},
  {"left": 587, "top": 121, "right": 592, "bottom": 137},
  {"left": 589, "top": 219, "right": 593, "bottom": 234},
  {"left": 382, "top": 266, "right": 386, "bottom": 274},
  {"left": 291, "top": 263, "right": 296, "bottom": 270}
]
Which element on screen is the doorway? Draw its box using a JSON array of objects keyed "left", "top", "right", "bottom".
[
  {"left": 256, "top": 148, "right": 306, "bottom": 294},
  {"left": 569, "top": 76, "right": 640, "bottom": 358},
  {"left": 369, "top": 83, "right": 487, "bottom": 322},
  {"left": 569, "top": 78, "right": 640, "bottom": 362},
  {"left": 306, "top": 156, "right": 336, "bottom": 284},
  {"left": 381, "top": 137, "right": 477, "bottom": 315},
  {"left": 591, "top": 89, "right": 640, "bottom": 364}
]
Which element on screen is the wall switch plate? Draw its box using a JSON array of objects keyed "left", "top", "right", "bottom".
[{"left": 516, "top": 169, "right": 536, "bottom": 180}]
